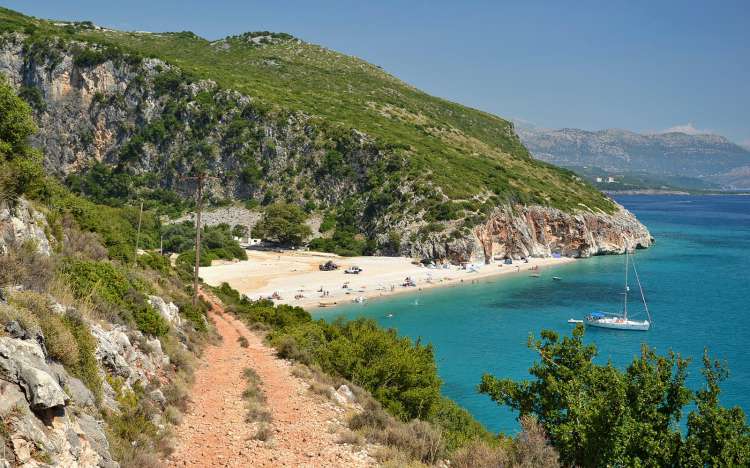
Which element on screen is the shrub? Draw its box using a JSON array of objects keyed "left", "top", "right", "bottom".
[
  {"left": 253, "top": 423, "right": 273, "bottom": 441},
  {"left": 237, "top": 335, "right": 249, "bottom": 348},
  {"left": 63, "top": 310, "right": 103, "bottom": 403},
  {"left": 131, "top": 302, "right": 170, "bottom": 337},
  {"left": 450, "top": 440, "right": 510, "bottom": 468},
  {"left": 136, "top": 252, "right": 171, "bottom": 274}
]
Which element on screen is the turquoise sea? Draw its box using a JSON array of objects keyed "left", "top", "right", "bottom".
[{"left": 314, "top": 195, "right": 750, "bottom": 434}]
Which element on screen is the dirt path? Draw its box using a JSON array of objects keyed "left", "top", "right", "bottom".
[{"left": 167, "top": 294, "right": 374, "bottom": 467}]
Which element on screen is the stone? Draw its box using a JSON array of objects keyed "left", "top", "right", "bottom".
[
  {"left": 336, "top": 385, "right": 356, "bottom": 404},
  {"left": 0, "top": 337, "right": 68, "bottom": 409},
  {"left": 148, "top": 295, "right": 182, "bottom": 326},
  {"left": 0, "top": 381, "right": 26, "bottom": 415},
  {"left": 19, "top": 366, "right": 69, "bottom": 409},
  {"left": 4, "top": 320, "right": 29, "bottom": 340},
  {"left": 150, "top": 389, "right": 166, "bottom": 406},
  {"left": 65, "top": 376, "right": 95, "bottom": 408},
  {"left": 328, "top": 387, "right": 347, "bottom": 405},
  {"left": 90, "top": 324, "right": 132, "bottom": 378},
  {"left": 77, "top": 413, "right": 118, "bottom": 468},
  {"left": 11, "top": 437, "right": 32, "bottom": 464}
]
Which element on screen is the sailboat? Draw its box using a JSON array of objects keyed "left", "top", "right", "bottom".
[{"left": 585, "top": 250, "right": 651, "bottom": 331}]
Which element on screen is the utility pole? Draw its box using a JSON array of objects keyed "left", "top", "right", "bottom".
[
  {"left": 192, "top": 174, "right": 205, "bottom": 306},
  {"left": 181, "top": 172, "right": 213, "bottom": 306}
]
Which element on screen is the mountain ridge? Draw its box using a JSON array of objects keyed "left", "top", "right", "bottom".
[{"left": 515, "top": 122, "right": 750, "bottom": 189}]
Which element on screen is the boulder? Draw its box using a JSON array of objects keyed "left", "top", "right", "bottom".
[
  {"left": 336, "top": 384, "right": 356, "bottom": 404},
  {"left": 90, "top": 324, "right": 132, "bottom": 378},
  {"left": 0, "top": 337, "right": 69, "bottom": 410},
  {"left": 329, "top": 387, "right": 347, "bottom": 405},
  {"left": 148, "top": 295, "right": 182, "bottom": 326},
  {"left": 19, "top": 366, "right": 69, "bottom": 409}
]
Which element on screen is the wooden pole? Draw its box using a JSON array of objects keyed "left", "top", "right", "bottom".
[{"left": 193, "top": 174, "right": 205, "bottom": 306}]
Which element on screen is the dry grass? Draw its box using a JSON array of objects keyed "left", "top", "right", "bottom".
[
  {"left": 252, "top": 422, "right": 273, "bottom": 441},
  {"left": 241, "top": 367, "right": 272, "bottom": 424},
  {"left": 337, "top": 429, "right": 363, "bottom": 446},
  {"left": 164, "top": 405, "right": 183, "bottom": 425},
  {"left": 7, "top": 291, "right": 80, "bottom": 368},
  {"left": 290, "top": 363, "right": 312, "bottom": 379},
  {"left": 450, "top": 440, "right": 510, "bottom": 468},
  {"left": 348, "top": 398, "right": 445, "bottom": 465},
  {"left": 0, "top": 242, "right": 54, "bottom": 291}
]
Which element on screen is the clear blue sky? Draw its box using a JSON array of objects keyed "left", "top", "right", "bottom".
[{"left": 5, "top": 0, "right": 749, "bottom": 144}]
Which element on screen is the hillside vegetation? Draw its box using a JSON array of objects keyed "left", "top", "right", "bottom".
[{"left": 0, "top": 6, "right": 613, "bottom": 217}]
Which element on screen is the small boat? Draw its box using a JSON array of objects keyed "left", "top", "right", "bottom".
[
  {"left": 386, "top": 313, "right": 394, "bottom": 318},
  {"left": 318, "top": 301, "right": 338, "bottom": 307},
  {"left": 552, "top": 276, "right": 561, "bottom": 281},
  {"left": 585, "top": 251, "right": 651, "bottom": 331},
  {"left": 568, "top": 318, "right": 583, "bottom": 324}
]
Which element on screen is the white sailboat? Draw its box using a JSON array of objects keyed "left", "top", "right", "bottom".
[{"left": 585, "top": 250, "right": 651, "bottom": 331}]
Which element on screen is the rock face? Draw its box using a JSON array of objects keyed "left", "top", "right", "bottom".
[
  {"left": 0, "top": 199, "right": 52, "bottom": 256},
  {"left": 409, "top": 203, "right": 653, "bottom": 263},
  {"left": 0, "top": 336, "right": 115, "bottom": 467}
]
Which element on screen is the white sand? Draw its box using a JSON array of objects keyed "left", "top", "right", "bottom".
[{"left": 200, "top": 250, "right": 574, "bottom": 310}]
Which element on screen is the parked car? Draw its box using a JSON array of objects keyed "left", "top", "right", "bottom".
[
  {"left": 344, "top": 266, "right": 362, "bottom": 274},
  {"left": 319, "top": 260, "right": 339, "bottom": 271}
]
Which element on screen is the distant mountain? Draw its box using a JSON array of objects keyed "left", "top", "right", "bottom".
[{"left": 515, "top": 123, "right": 750, "bottom": 189}]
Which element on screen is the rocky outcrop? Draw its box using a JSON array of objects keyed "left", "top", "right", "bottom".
[
  {"left": 0, "top": 335, "right": 115, "bottom": 468},
  {"left": 0, "top": 294, "right": 186, "bottom": 467},
  {"left": 0, "top": 199, "right": 52, "bottom": 256},
  {"left": 409, "top": 203, "right": 652, "bottom": 263}
]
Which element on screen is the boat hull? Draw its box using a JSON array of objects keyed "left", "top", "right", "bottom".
[{"left": 585, "top": 317, "right": 650, "bottom": 331}]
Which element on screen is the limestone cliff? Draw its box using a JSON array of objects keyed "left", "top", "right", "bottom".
[{"left": 407, "top": 203, "right": 652, "bottom": 263}]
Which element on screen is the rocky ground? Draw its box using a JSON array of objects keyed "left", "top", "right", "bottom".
[{"left": 168, "top": 293, "right": 376, "bottom": 467}]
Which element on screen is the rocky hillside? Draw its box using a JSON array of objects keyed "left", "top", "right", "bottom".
[
  {"left": 516, "top": 124, "right": 750, "bottom": 189},
  {"left": 1, "top": 197, "right": 208, "bottom": 467},
  {"left": 0, "top": 7, "right": 651, "bottom": 260}
]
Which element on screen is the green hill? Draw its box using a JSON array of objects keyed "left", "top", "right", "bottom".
[{"left": 0, "top": 6, "right": 612, "bottom": 214}]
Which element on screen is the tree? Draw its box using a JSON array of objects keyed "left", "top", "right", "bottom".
[
  {"left": 252, "top": 203, "right": 311, "bottom": 246},
  {"left": 0, "top": 75, "right": 37, "bottom": 160},
  {"left": 680, "top": 352, "right": 750, "bottom": 466},
  {"left": 232, "top": 224, "right": 248, "bottom": 239},
  {"left": 479, "top": 325, "right": 749, "bottom": 467}
]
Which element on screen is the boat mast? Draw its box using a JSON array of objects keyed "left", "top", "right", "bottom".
[
  {"left": 631, "top": 252, "right": 651, "bottom": 324},
  {"left": 623, "top": 249, "right": 629, "bottom": 320}
]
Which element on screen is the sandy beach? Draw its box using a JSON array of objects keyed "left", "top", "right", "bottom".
[{"left": 200, "top": 250, "right": 574, "bottom": 310}]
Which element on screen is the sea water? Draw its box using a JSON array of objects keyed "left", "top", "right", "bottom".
[{"left": 313, "top": 195, "right": 750, "bottom": 434}]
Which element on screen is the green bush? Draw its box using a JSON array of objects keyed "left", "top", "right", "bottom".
[
  {"left": 59, "top": 258, "right": 141, "bottom": 307},
  {"left": 132, "top": 302, "right": 169, "bottom": 337},
  {"left": 136, "top": 252, "right": 171, "bottom": 274}
]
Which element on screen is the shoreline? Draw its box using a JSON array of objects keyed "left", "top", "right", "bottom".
[{"left": 199, "top": 250, "right": 575, "bottom": 311}]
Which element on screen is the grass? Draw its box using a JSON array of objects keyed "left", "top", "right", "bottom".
[
  {"left": 241, "top": 367, "right": 272, "bottom": 429},
  {"left": 0, "top": 6, "right": 616, "bottom": 217}
]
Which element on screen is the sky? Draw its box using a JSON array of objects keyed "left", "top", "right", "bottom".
[{"left": 4, "top": 1, "right": 749, "bottom": 145}]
